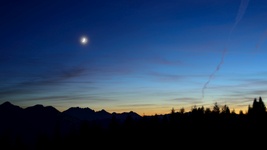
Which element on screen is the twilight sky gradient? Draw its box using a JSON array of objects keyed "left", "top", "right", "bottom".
[{"left": 1, "top": 0, "right": 267, "bottom": 115}]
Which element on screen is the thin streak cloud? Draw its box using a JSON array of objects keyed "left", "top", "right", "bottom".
[{"left": 202, "top": 0, "right": 250, "bottom": 99}]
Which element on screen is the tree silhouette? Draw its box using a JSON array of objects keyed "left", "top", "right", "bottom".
[
  {"left": 179, "top": 107, "right": 185, "bottom": 114},
  {"left": 250, "top": 97, "right": 266, "bottom": 116},
  {"left": 221, "top": 104, "right": 230, "bottom": 114},
  {"left": 205, "top": 107, "right": 211, "bottom": 114},
  {"left": 231, "top": 109, "right": 236, "bottom": 115},
  {"left": 258, "top": 96, "right": 266, "bottom": 113},
  {"left": 212, "top": 102, "right": 220, "bottom": 114}
]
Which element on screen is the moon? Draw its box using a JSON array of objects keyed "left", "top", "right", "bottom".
[{"left": 80, "top": 36, "right": 88, "bottom": 45}]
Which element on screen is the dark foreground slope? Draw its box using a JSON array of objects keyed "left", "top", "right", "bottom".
[{"left": 0, "top": 99, "right": 267, "bottom": 149}]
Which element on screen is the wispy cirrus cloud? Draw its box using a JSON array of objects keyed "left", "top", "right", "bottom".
[
  {"left": 169, "top": 97, "right": 203, "bottom": 105},
  {"left": 148, "top": 72, "right": 186, "bottom": 82},
  {"left": 0, "top": 66, "right": 89, "bottom": 99}
]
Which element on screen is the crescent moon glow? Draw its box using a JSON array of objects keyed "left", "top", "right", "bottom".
[{"left": 80, "top": 36, "right": 88, "bottom": 45}]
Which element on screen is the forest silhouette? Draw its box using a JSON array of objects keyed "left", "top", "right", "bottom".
[{"left": 0, "top": 96, "right": 267, "bottom": 149}]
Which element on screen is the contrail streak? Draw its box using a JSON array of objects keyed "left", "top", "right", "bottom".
[
  {"left": 202, "top": 0, "right": 249, "bottom": 99},
  {"left": 255, "top": 29, "right": 267, "bottom": 53},
  {"left": 229, "top": 0, "right": 250, "bottom": 37},
  {"left": 202, "top": 48, "right": 226, "bottom": 98}
]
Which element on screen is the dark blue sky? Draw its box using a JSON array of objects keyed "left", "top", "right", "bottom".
[{"left": 1, "top": 0, "right": 267, "bottom": 115}]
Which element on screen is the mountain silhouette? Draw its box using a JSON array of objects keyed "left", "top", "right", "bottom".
[
  {"left": 0, "top": 101, "right": 143, "bottom": 149},
  {"left": 62, "top": 106, "right": 141, "bottom": 122},
  {"left": 62, "top": 107, "right": 104, "bottom": 121},
  {"left": 0, "top": 101, "right": 23, "bottom": 118}
]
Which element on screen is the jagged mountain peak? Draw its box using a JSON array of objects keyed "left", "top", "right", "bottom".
[{"left": 0, "top": 101, "right": 23, "bottom": 111}]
